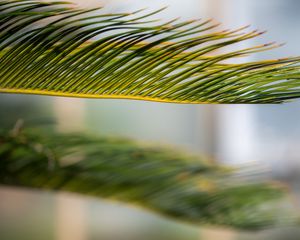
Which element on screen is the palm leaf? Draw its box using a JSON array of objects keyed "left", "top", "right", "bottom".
[
  {"left": 0, "top": 0, "right": 300, "bottom": 103},
  {"left": 0, "top": 126, "right": 298, "bottom": 230}
]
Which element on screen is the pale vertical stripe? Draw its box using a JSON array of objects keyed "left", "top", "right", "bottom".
[
  {"left": 213, "top": 0, "right": 256, "bottom": 166},
  {"left": 200, "top": 0, "right": 237, "bottom": 239},
  {"left": 195, "top": 0, "right": 224, "bottom": 160},
  {"left": 53, "top": 98, "right": 86, "bottom": 240},
  {"left": 55, "top": 194, "right": 88, "bottom": 240},
  {"left": 217, "top": 105, "right": 256, "bottom": 165},
  {"left": 201, "top": 228, "right": 236, "bottom": 240},
  {"left": 70, "top": 0, "right": 107, "bottom": 8},
  {"left": 53, "top": 98, "right": 85, "bottom": 133}
]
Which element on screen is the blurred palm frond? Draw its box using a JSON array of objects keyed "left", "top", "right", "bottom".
[
  {"left": 0, "top": 0, "right": 300, "bottom": 103},
  {"left": 0, "top": 126, "right": 298, "bottom": 230}
]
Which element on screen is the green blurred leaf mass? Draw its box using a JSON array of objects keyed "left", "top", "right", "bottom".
[{"left": 0, "top": 127, "right": 296, "bottom": 230}]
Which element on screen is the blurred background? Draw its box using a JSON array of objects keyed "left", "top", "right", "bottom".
[{"left": 1, "top": 0, "right": 300, "bottom": 239}]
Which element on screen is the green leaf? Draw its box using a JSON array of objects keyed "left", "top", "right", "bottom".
[
  {"left": 0, "top": 0, "right": 300, "bottom": 103},
  {"left": 0, "top": 127, "right": 298, "bottom": 230}
]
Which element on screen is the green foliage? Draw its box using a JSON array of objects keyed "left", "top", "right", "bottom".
[
  {"left": 0, "top": 0, "right": 300, "bottom": 103},
  {"left": 0, "top": 126, "right": 297, "bottom": 230}
]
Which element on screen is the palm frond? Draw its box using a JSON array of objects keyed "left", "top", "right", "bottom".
[
  {"left": 0, "top": 0, "right": 300, "bottom": 103},
  {"left": 0, "top": 126, "right": 298, "bottom": 230}
]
